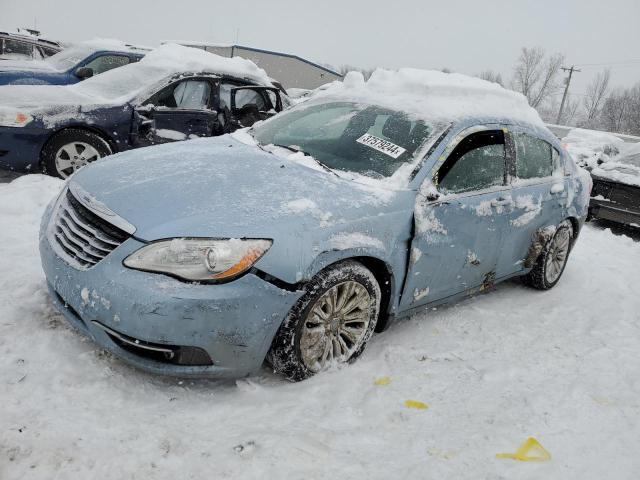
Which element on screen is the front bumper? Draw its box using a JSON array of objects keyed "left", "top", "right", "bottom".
[
  {"left": 589, "top": 198, "right": 640, "bottom": 227},
  {"left": 0, "top": 126, "right": 48, "bottom": 171},
  {"left": 39, "top": 225, "right": 303, "bottom": 378}
]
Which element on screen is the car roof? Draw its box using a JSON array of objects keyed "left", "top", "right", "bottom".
[{"left": 0, "top": 30, "right": 62, "bottom": 48}]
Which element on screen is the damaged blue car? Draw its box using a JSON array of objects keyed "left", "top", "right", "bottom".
[{"left": 39, "top": 70, "right": 592, "bottom": 381}]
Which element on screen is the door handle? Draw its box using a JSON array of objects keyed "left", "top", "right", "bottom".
[{"left": 490, "top": 197, "right": 512, "bottom": 207}]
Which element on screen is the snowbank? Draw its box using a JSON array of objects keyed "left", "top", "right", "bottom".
[
  {"left": 1, "top": 176, "right": 640, "bottom": 479},
  {"left": 312, "top": 69, "right": 544, "bottom": 126}
]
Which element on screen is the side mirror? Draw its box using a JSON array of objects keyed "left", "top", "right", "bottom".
[{"left": 75, "top": 67, "right": 94, "bottom": 79}]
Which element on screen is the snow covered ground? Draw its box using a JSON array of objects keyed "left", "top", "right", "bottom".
[{"left": 1, "top": 174, "right": 640, "bottom": 479}]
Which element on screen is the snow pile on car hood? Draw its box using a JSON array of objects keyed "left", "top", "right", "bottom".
[
  {"left": 311, "top": 69, "right": 544, "bottom": 126},
  {"left": 562, "top": 128, "right": 640, "bottom": 187},
  {"left": 562, "top": 128, "right": 625, "bottom": 169}
]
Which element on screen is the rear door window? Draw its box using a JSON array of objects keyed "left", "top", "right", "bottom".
[
  {"left": 514, "top": 133, "right": 553, "bottom": 179},
  {"left": 2, "top": 38, "right": 34, "bottom": 58}
]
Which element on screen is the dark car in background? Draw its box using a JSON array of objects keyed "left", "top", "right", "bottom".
[
  {"left": 589, "top": 143, "right": 640, "bottom": 227},
  {"left": 0, "top": 40, "right": 148, "bottom": 85},
  {"left": 0, "top": 29, "right": 62, "bottom": 61},
  {"left": 0, "top": 44, "right": 285, "bottom": 177}
]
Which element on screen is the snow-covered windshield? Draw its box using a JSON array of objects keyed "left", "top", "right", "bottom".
[
  {"left": 252, "top": 101, "right": 435, "bottom": 179},
  {"left": 45, "top": 45, "right": 94, "bottom": 70}
]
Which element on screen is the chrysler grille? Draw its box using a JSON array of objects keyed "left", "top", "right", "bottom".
[{"left": 50, "top": 190, "right": 130, "bottom": 269}]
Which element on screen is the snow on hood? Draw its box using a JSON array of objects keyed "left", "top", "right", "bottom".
[
  {"left": 562, "top": 127, "right": 640, "bottom": 187},
  {"left": 70, "top": 136, "right": 408, "bottom": 241},
  {"left": 311, "top": 69, "right": 544, "bottom": 126},
  {"left": 562, "top": 127, "right": 625, "bottom": 169}
]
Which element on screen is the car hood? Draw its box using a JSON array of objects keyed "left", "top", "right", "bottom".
[
  {"left": 0, "top": 59, "right": 57, "bottom": 72},
  {"left": 0, "top": 85, "right": 93, "bottom": 109},
  {"left": 70, "top": 136, "right": 412, "bottom": 241}
]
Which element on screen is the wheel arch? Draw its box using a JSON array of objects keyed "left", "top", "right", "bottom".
[
  {"left": 40, "top": 124, "right": 119, "bottom": 165},
  {"left": 302, "top": 251, "right": 397, "bottom": 333}
]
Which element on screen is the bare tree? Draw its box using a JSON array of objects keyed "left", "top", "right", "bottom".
[
  {"left": 477, "top": 70, "right": 504, "bottom": 86},
  {"left": 583, "top": 69, "right": 611, "bottom": 126},
  {"left": 511, "top": 47, "right": 564, "bottom": 108},
  {"left": 599, "top": 82, "right": 640, "bottom": 136},
  {"left": 559, "top": 95, "right": 580, "bottom": 126}
]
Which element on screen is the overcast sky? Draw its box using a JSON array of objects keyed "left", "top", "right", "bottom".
[{"left": 2, "top": 0, "right": 639, "bottom": 96}]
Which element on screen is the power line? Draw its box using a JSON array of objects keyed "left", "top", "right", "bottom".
[{"left": 575, "top": 59, "right": 640, "bottom": 67}]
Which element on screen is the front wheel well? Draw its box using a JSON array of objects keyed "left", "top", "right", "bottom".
[
  {"left": 41, "top": 125, "right": 118, "bottom": 163},
  {"left": 352, "top": 256, "right": 394, "bottom": 332}
]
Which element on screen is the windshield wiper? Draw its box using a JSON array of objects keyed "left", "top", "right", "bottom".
[{"left": 272, "top": 144, "right": 338, "bottom": 176}]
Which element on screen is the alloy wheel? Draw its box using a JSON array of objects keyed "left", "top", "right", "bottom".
[
  {"left": 54, "top": 141, "right": 101, "bottom": 178},
  {"left": 545, "top": 228, "right": 571, "bottom": 284},
  {"left": 299, "top": 281, "right": 372, "bottom": 372}
]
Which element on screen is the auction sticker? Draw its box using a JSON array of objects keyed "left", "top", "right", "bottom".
[{"left": 356, "top": 133, "right": 406, "bottom": 159}]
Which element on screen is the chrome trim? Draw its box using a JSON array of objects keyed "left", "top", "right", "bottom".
[
  {"left": 68, "top": 181, "right": 136, "bottom": 235},
  {"left": 92, "top": 321, "right": 175, "bottom": 356}
]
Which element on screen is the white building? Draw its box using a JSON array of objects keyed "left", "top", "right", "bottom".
[{"left": 174, "top": 42, "right": 342, "bottom": 90}]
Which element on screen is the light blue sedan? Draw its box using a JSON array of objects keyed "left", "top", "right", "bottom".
[{"left": 39, "top": 86, "right": 592, "bottom": 381}]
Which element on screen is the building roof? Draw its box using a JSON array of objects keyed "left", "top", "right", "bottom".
[{"left": 173, "top": 41, "right": 342, "bottom": 78}]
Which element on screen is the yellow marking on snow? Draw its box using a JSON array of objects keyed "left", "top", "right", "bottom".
[
  {"left": 374, "top": 376, "right": 391, "bottom": 386},
  {"left": 404, "top": 399, "right": 428, "bottom": 410},
  {"left": 496, "top": 437, "right": 551, "bottom": 462}
]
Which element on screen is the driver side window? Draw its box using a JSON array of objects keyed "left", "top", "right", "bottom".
[
  {"left": 145, "top": 80, "right": 212, "bottom": 110},
  {"left": 84, "top": 54, "right": 130, "bottom": 75},
  {"left": 436, "top": 130, "right": 506, "bottom": 194}
]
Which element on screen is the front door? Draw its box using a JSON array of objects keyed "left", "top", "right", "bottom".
[
  {"left": 132, "top": 78, "right": 217, "bottom": 146},
  {"left": 400, "top": 128, "right": 513, "bottom": 310}
]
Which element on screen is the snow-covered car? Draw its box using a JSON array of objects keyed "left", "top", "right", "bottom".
[
  {"left": 589, "top": 142, "right": 640, "bottom": 227},
  {"left": 39, "top": 69, "right": 592, "bottom": 381},
  {"left": 0, "top": 28, "right": 62, "bottom": 61},
  {"left": 0, "top": 44, "right": 286, "bottom": 178},
  {"left": 0, "top": 40, "right": 148, "bottom": 86}
]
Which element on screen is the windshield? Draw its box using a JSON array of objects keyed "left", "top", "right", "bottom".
[
  {"left": 251, "top": 101, "right": 434, "bottom": 179},
  {"left": 45, "top": 45, "right": 94, "bottom": 70}
]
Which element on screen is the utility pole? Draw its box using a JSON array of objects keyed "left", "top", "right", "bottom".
[{"left": 556, "top": 65, "right": 581, "bottom": 125}]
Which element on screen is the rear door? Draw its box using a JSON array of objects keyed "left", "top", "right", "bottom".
[
  {"left": 132, "top": 78, "right": 218, "bottom": 146},
  {"left": 400, "top": 126, "right": 513, "bottom": 310},
  {"left": 495, "top": 128, "right": 567, "bottom": 278}
]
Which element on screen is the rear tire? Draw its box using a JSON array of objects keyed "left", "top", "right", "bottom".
[
  {"left": 268, "top": 260, "right": 380, "bottom": 382},
  {"left": 524, "top": 221, "right": 573, "bottom": 290},
  {"left": 41, "top": 129, "right": 112, "bottom": 178}
]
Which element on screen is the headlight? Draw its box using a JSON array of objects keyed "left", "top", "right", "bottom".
[
  {"left": 123, "top": 238, "right": 272, "bottom": 282},
  {"left": 0, "top": 109, "right": 33, "bottom": 127}
]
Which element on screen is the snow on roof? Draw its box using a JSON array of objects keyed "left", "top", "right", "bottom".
[
  {"left": 70, "top": 43, "right": 273, "bottom": 102},
  {"left": 312, "top": 69, "right": 544, "bottom": 126}
]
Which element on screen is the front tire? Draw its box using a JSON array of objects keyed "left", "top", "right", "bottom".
[
  {"left": 524, "top": 221, "right": 573, "bottom": 290},
  {"left": 268, "top": 260, "right": 381, "bottom": 382},
  {"left": 41, "top": 129, "right": 112, "bottom": 178}
]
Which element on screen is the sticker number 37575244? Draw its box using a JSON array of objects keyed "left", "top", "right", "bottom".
[{"left": 356, "top": 133, "right": 407, "bottom": 159}]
